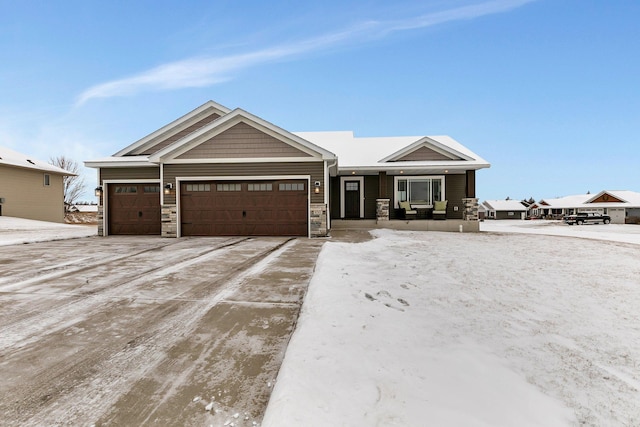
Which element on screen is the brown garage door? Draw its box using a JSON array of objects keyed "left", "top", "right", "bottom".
[
  {"left": 108, "top": 184, "right": 161, "bottom": 235},
  {"left": 181, "top": 180, "right": 308, "bottom": 236}
]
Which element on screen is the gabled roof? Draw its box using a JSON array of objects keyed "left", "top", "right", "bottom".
[
  {"left": 482, "top": 199, "right": 527, "bottom": 211},
  {"left": 539, "top": 194, "right": 594, "bottom": 209},
  {"left": 294, "top": 131, "right": 489, "bottom": 173},
  {"left": 585, "top": 190, "right": 640, "bottom": 206},
  {"left": 114, "top": 100, "right": 231, "bottom": 157},
  {"left": 148, "top": 108, "right": 336, "bottom": 163},
  {"left": 0, "top": 146, "right": 74, "bottom": 175}
]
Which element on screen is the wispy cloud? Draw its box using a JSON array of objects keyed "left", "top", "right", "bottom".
[{"left": 75, "top": 0, "right": 536, "bottom": 106}]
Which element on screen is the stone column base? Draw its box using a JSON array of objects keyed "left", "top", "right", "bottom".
[
  {"left": 161, "top": 204, "right": 178, "bottom": 237},
  {"left": 462, "top": 198, "right": 479, "bottom": 221},
  {"left": 376, "top": 198, "right": 390, "bottom": 221},
  {"left": 310, "top": 203, "right": 328, "bottom": 237}
]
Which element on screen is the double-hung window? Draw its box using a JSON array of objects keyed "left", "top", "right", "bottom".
[{"left": 394, "top": 176, "right": 444, "bottom": 207}]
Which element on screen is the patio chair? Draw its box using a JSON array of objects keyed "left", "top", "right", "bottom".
[
  {"left": 433, "top": 200, "right": 448, "bottom": 220},
  {"left": 398, "top": 201, "right": 417, "bottom": 220}
]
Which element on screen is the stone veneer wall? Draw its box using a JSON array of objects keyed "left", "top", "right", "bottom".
[
  {"left": 161, "top": 204, "right": 178, "bottom": 237},
  {"left": 310, "top": 203, "right": 328, "bottom": 237},
  {"left": 376, "top": 198, "right": 390, "bottom": 221},
  {"left": 462, "top": 198, "right": 479, "bottom": 221},
  {"left": 97, "top": 205, "right": 104, "bottom": 236}
]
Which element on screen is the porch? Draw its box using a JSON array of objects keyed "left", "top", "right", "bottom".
[{"left": 330, "top": 219, "right": 480, "bottom": 233}]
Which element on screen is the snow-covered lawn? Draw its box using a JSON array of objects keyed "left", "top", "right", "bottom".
[
  {"left": 264, "top": 222, "right": 640, "bottom": 426},
  {"left": 0, "top": 216, "right": 96, "bottom": 246}
]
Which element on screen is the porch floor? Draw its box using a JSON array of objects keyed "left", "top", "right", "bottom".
[{"left": 330, "top": 219, "right": 480, "bottom": 233}]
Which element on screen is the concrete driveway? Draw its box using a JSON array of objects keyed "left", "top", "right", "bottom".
[{"left": 0, "top": 235, "right": 324, "bottom": 426}]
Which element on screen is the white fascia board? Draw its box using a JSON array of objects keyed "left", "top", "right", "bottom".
[
  {"left": 379, "top": 136, "right": 475, "bottom": 163},
  {"left": 149, "top": 109, "right": 337, "bottom": 163},
  {"left": 84, "top": 157, "right": 155, "bottom": 169},
  {"left": 113, "top": 100, "right": 231, "bottom": 157},
  {"left": 165, "top": 157, "right": 324, "bottom": 164}
]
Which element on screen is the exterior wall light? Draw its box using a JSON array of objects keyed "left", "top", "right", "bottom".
[
  {"left": 314, "top": 180, "right": 321, "bottom": 194},
  {"left": 164, "top": 183, "right": 173, "bottom": 195},
  {"left": 94, "top": 186, "right": 103, "bottom": 197}
]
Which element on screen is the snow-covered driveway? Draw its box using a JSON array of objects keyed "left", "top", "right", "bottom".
[
  {"left": 0, "top": 235, "right": 323, "bottom": 426},
  {"left": 264, "top": 224, "right": 640, "bottom": 426}
]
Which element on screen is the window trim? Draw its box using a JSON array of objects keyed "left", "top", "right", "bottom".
[{"left": 393, "top": 175, "right": 445, "bottom": 208}]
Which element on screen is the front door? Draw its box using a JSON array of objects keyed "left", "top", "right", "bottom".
[{"left": 344, "top": 180, "right": 360, "bottom": 218}]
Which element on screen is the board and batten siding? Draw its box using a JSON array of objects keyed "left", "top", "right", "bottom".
[
  {"left": 163, "top": 162, "right": 326, "bottom": 205},
  {"left": 395, "top": 146, "right": 460, "bottom": 162}
]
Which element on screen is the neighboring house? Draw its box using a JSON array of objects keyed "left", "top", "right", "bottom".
[
  {"left": 482, "top": 199, "right": 528, "bottom": 220},
  {"left": 537, "top": 194, "right": 592, "bottom": 219},
  {"left": 69, "top": 204, "right": 99, "bottom": 213},
  {"left": 85, "top": 101, "right": 490, "bottom": 238},
  {"left": 477, "top": 203, "right": 487, "bottom": 221},
  {"left": 539, "top": 191, "right": 640, "bottom": 224},
  {"left": 0, "top": 146, "right": 73, "bottom": 223}
]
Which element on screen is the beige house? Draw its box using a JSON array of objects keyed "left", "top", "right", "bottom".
[{"left": 0, "top": 146, "right": 73, "bottom": 223}]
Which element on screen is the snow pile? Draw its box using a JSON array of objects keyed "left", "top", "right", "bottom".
[
  {"left": 263, "top": 226, "right": 640, "bottom": 426},
  {"left": 0, "top": 216, "right": 96, "bottom": 246}
]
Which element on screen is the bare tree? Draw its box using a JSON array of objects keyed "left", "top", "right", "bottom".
[{"left": 49, "top": 156, "right": 86, "bottom": 211}]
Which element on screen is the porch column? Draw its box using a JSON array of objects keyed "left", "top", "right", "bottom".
[
  {"left": 378, "top": 171, "right": 388, "bottom": 198},
  {"left": 376, "top": 198, "right": 390, "bottom": 221},
  {"left": 462, "top": 198, "right": 479, "bottom": 221},
  {"left": 466, "top": 170, "right": 476, "bottom": 198}
]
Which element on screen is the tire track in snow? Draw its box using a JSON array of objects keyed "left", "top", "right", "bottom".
[
  {"left": 0, "top": 238, "right": 296, "bottom": 426},
  {"left": 0, "top": 237, "right": 248, "bottom": 350}
]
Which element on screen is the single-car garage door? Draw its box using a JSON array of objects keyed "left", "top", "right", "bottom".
[
  {"left": 108, "top": 183, "right": 161, "bottom": 235},
  {"left": 180, "top": 180, "right": 308, "bottom": 236}
]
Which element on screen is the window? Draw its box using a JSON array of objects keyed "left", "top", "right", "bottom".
[
  {"left": 395, "top": 176, "right": 444, "bottom": 206},
  {"left": 144, "top": 185, "right": 160, "bottom": 193},
  {"left": 248, "top": 183, "right": 273, "bottom": 191},
  {"left": 43, "top": 174, "right": 50, "bottom": 186},
  {"left": 115, "top": 186, "right": 137, "bottom": 193},
  {"left": 186, "top": 183, "right": 211, "bottom": 192},
  {"left": 216, "top": 183, "right": 241, "bottom": 192},
  {"left": 279, "top": 183, "right": 305, "bottom": 191},
  {"left": 345, "top": 182, "right": 359, "bottom": 191}
]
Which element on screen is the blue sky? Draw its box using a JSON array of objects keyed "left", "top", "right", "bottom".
[{"left": 1, "top": 0, "right": 638, "bottom": 202}]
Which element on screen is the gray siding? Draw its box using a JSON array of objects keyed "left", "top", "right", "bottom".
[
  {"left": 176, "top": 122, "right": 312, "bottom": 159},
  {"left": 163, "top": 162, "right": 326, "bottom": 205},
  {"left": 364, "top": 175, "right": 379, "bottom": 219},
  {"left": 444, "top": 174, "right": 465, "bottom": 219},
  {"left": 100, "top": 167, "right": 160, "bottom": 181},
  {"left": 129, "top": 111, "right": 221, "bottom": 155}
]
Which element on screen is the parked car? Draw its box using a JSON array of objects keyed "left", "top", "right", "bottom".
[{"left": 564, "top": 212, "right": 611, "bottom": 225}]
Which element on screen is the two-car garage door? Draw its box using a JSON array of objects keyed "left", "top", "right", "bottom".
[
  {"left": 108, "top": 180, "right": 308, "bottom": 236},
  {"left": 180, "top": 180, "right": 308, "bottom": 236}
]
